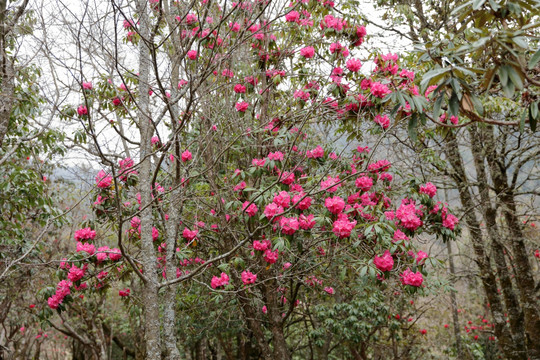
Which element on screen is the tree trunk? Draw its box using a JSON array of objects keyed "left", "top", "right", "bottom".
[
  {"left": 0, "top": 0, "right": 15, "bottom": 148},
  {"left": 443, "top": 131, "right": 521, "bottom": 359},
  {"left": 481, "top": 126, "right": 540, "bottom": 358},
  {"left": 262, "top": 279, "right": 290, "bottom": 360},
  {"left": 469, "top": 127, "right": 527, "bottom": 356},
  {"left": 446, "top": 241, "right": 464, "bottom": 358},
  {"left": 136, "top": 1, "right": 161, "bottom": 359}
]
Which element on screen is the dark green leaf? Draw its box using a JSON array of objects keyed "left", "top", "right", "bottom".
[
  {"left": 499, "top": 65, "right": 509, "bottom": 87},
  {"left": 531, "top": 101, "right": 539, "bottom": 120},
  {"left": 519, "top": 109, "right": 527, "bottom": 133},
  {"left": 449, "top": 92, "right": 459, "bottom": 116},
  {"left": 488, "top": 0, "right": 500, "bottom": 10},
  {"left": 433, "top": 94, "right": 443, "bottom": 119},
  {"left": 530, "top": 105, "right": 538, "bottom": 132},
  {"left": 529, "top": 48, "right": 540, "bottom": 69},
  {"left": 512, "top": 36, "right": 528, "bottom": 49},
  {"left": 470, "top": 94, "right": 484, "bottom": 116},
  {"left": 420, "top": 67, "right": 450, "bottom": 88},
  {"left": 408, "top": 114, "right": 418, "bottom": 142},
  {"left": 507, "top": 66, "right": 523, "bottom": 89},
  {"left": 472, "top": 0, "right": 486, "bottom": 10}
]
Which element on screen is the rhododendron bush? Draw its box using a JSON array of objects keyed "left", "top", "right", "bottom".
[{"left": 34, "top": 0, "right": 465, "bottom": 358}]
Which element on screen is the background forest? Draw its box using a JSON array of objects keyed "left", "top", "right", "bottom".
[{"left": 0, "top": 0, "right": 539, "bottom": 359}]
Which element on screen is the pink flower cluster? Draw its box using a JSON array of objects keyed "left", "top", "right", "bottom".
[
  {"left": 374, "top": 250, "right": 394, "bottom": 272},
  {"left": 76, "top": 242, "right": 95, "bottom": 256},
  {"left": 401, "top": 268, "right": 423, "bottom": 287},
  {"left": 211, "top": 272, "right": 230, "bottom": 289},
  {"left": 241, "top": 270, "right": 257, "bottom": 285},
  {"left": 332, "top": 214, "right": 357, "bottom": 238},
  {"left": 396, "top": 200, "right": 423, "bottom": 231},
  {"left": 47, "top": 280, "right": 72, "bottom": 309},
  {"left": 74, "top": 228, "right": 96, "bottom": 242},
  {"left": 242, "top": 201, "right": 258, "bottom": 217},
  {"left": 95, "top": 170, "right": 113, "bottom": 188},
  {"left": 419, "top": 182, "right": 437, "bottom": 198}
]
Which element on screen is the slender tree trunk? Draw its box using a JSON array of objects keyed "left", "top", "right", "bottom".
[
  {"left": 236, "top": 289, "right": 272, "bottom": 360},
  {"left": 443, "top": 131, "right": 520, "bottom": 359},
  {"left": 469, "top": 127, "right": 527, "bottom": 356},
  {"left": 162, "top": 29, "right": 182, "bottom": 360},
  {"left": 481, "top": 127, "right": 540, "bottom": 359},
  {"left": 136, "top": 1, "right": 161, "bottom": 358},
  {"left": 0, "top": 0, "right": 15, "bottom": 148},
  {"left": 446, "top": 241, "right": 464, "bottom": 358},
  {"left": 261, "top": 279, "right": 290, "bottom": 360}
]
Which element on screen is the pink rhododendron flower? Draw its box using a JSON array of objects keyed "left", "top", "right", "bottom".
[
  {"left": 396, "top": 201, "right": 422, "bottom": 230},
  {"left": 95, "top": 170, "right": 112, "bottom": 188},
  {"left": 242, "top": 201, "right": 258, "bottom": 217},
  {"left": 76, "top": 242, "right": 95, "bottom": 256},
  {"left": 325, "top": 196, "right": 345, "bottom": 214},
  {"left": 416, "top": 251, "right": 428, "bottom": 264},
  {"left": 297, "top": 214, "right": 315, "bottom": 230},
  {"left": 283, "top": 262, "right": 292, "bottom": 270},
  {"left": 152, "top": 227, "right": 159, "bottom": 241},
  {"left": 370, "top": 82, "right": 391, "bottom": 98},
  {"left": 234, "top": 181, "right": 246, "bottom": 192},
  {"left": 119, "top": 288, "right": 131, "bottom": 297},
  {"left": 320, "top": 175, "right": 341, "bottom": 192},
  {"left": 300, "top": 46, "right": 315, "bottom": 58},
  {"left": 293, "top": 193, "right": 312, "bottom": 210},
  {"left": 253, "top": 239, "right": 271, "bottom": 251},
  {"left": 187, "top": 50, "right": 197, "bottom": 60},
  {"left": 264, "top": 249, "right": 279, "bottom": 264},
  {"left": 96, "top": 246, "right": 110, "bottom": 262},
  {"left": 280, "top": 216, "right": 299, "bottom": 235},
  {"left": 355, "top": 176, "right": 373, "bottom": 192},
  {"left": 234, "top": 84, "right": 246, "bottom": 93},
  {"left": 82, "top": 82, "right": 92, "bottom": 90},
  {"left": 439, "top": 113, "right": 459, "bottom": 125},
  {"left": 419, "top": 182, "right": 437, "bottom": 198},
  {"left": 374, "top": 114, "right": 390, "bottom": 129},
  {"left": 374, "top": 250, "right": 394, "bottom": 272},
  {"left": 306, "top": 145, "right": 324, "bottom": 158},
  {"left": 379, "top": 172, "right": 393, "bottom": 182},
  {"left": 294, "top": 89, "right": 310, "bottom": 101},
  {"left": 442, "top": 213, "right": 459, "bottom": 230},
  {"left": 332, "top": 217, "right": 357, "bottom": 238},
  {"left": 211, "top": 272, "right": 229, "bottom": 289},
  {"left": 273, "top": 191, "right": 291, "bottom": 208},
  {"left": 235, "top": 101, "right": 249, "bottom": 112},
  {"left": 182, "top": 227, "right": 198, "bottom": 241},
  {"left": 74, "top": 227, "right": 96, "bottom": 242},
  {"left": 368, "top": 159, "right": 391, "bottom": 173},
  {"left": 346, "top": 58, "right": 362, "bottom": 72},
  {"left": 181, "top": 150, "right": 192, "bottom": 162},
  {"left": 229, "top": 22, "right": 241, "bottom": 32},
  {"left": 262, "top": 305, "right": 267, "bottom": 314},
  {"left": 77, "top": 105, "right": 88, "bottom": 116},
  {"left": 252, "top": 158, "right": 266, "bottom": 167},
  {"left": 285, "top": 10, "right": 300, "bottom": 22},
  {"left": 401, "top": 268, "right": 424, "bottom": 287},
  {"left": 324, "top": 287, "right": 334, "bottom": 295},
  {"left": 264, "top": 203, "right": 284, "bottom": 219},
  {"left": 279, "top": 171, "right": 295, "bottom": 185},
  {"left": 241, "top": 270, "right": 257, "bottom": 285},
  {"left": 68, "top": 265, "right": 85, "bottom": 282},
  {"left": 109, "top": 248, "right": 122, "bottom": 261},
  {"left": 393, "top": 229, "right": 409, "bottom": 242},
  {"left": 268, "top": 151, "right": 284, "bottom": 161}
]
